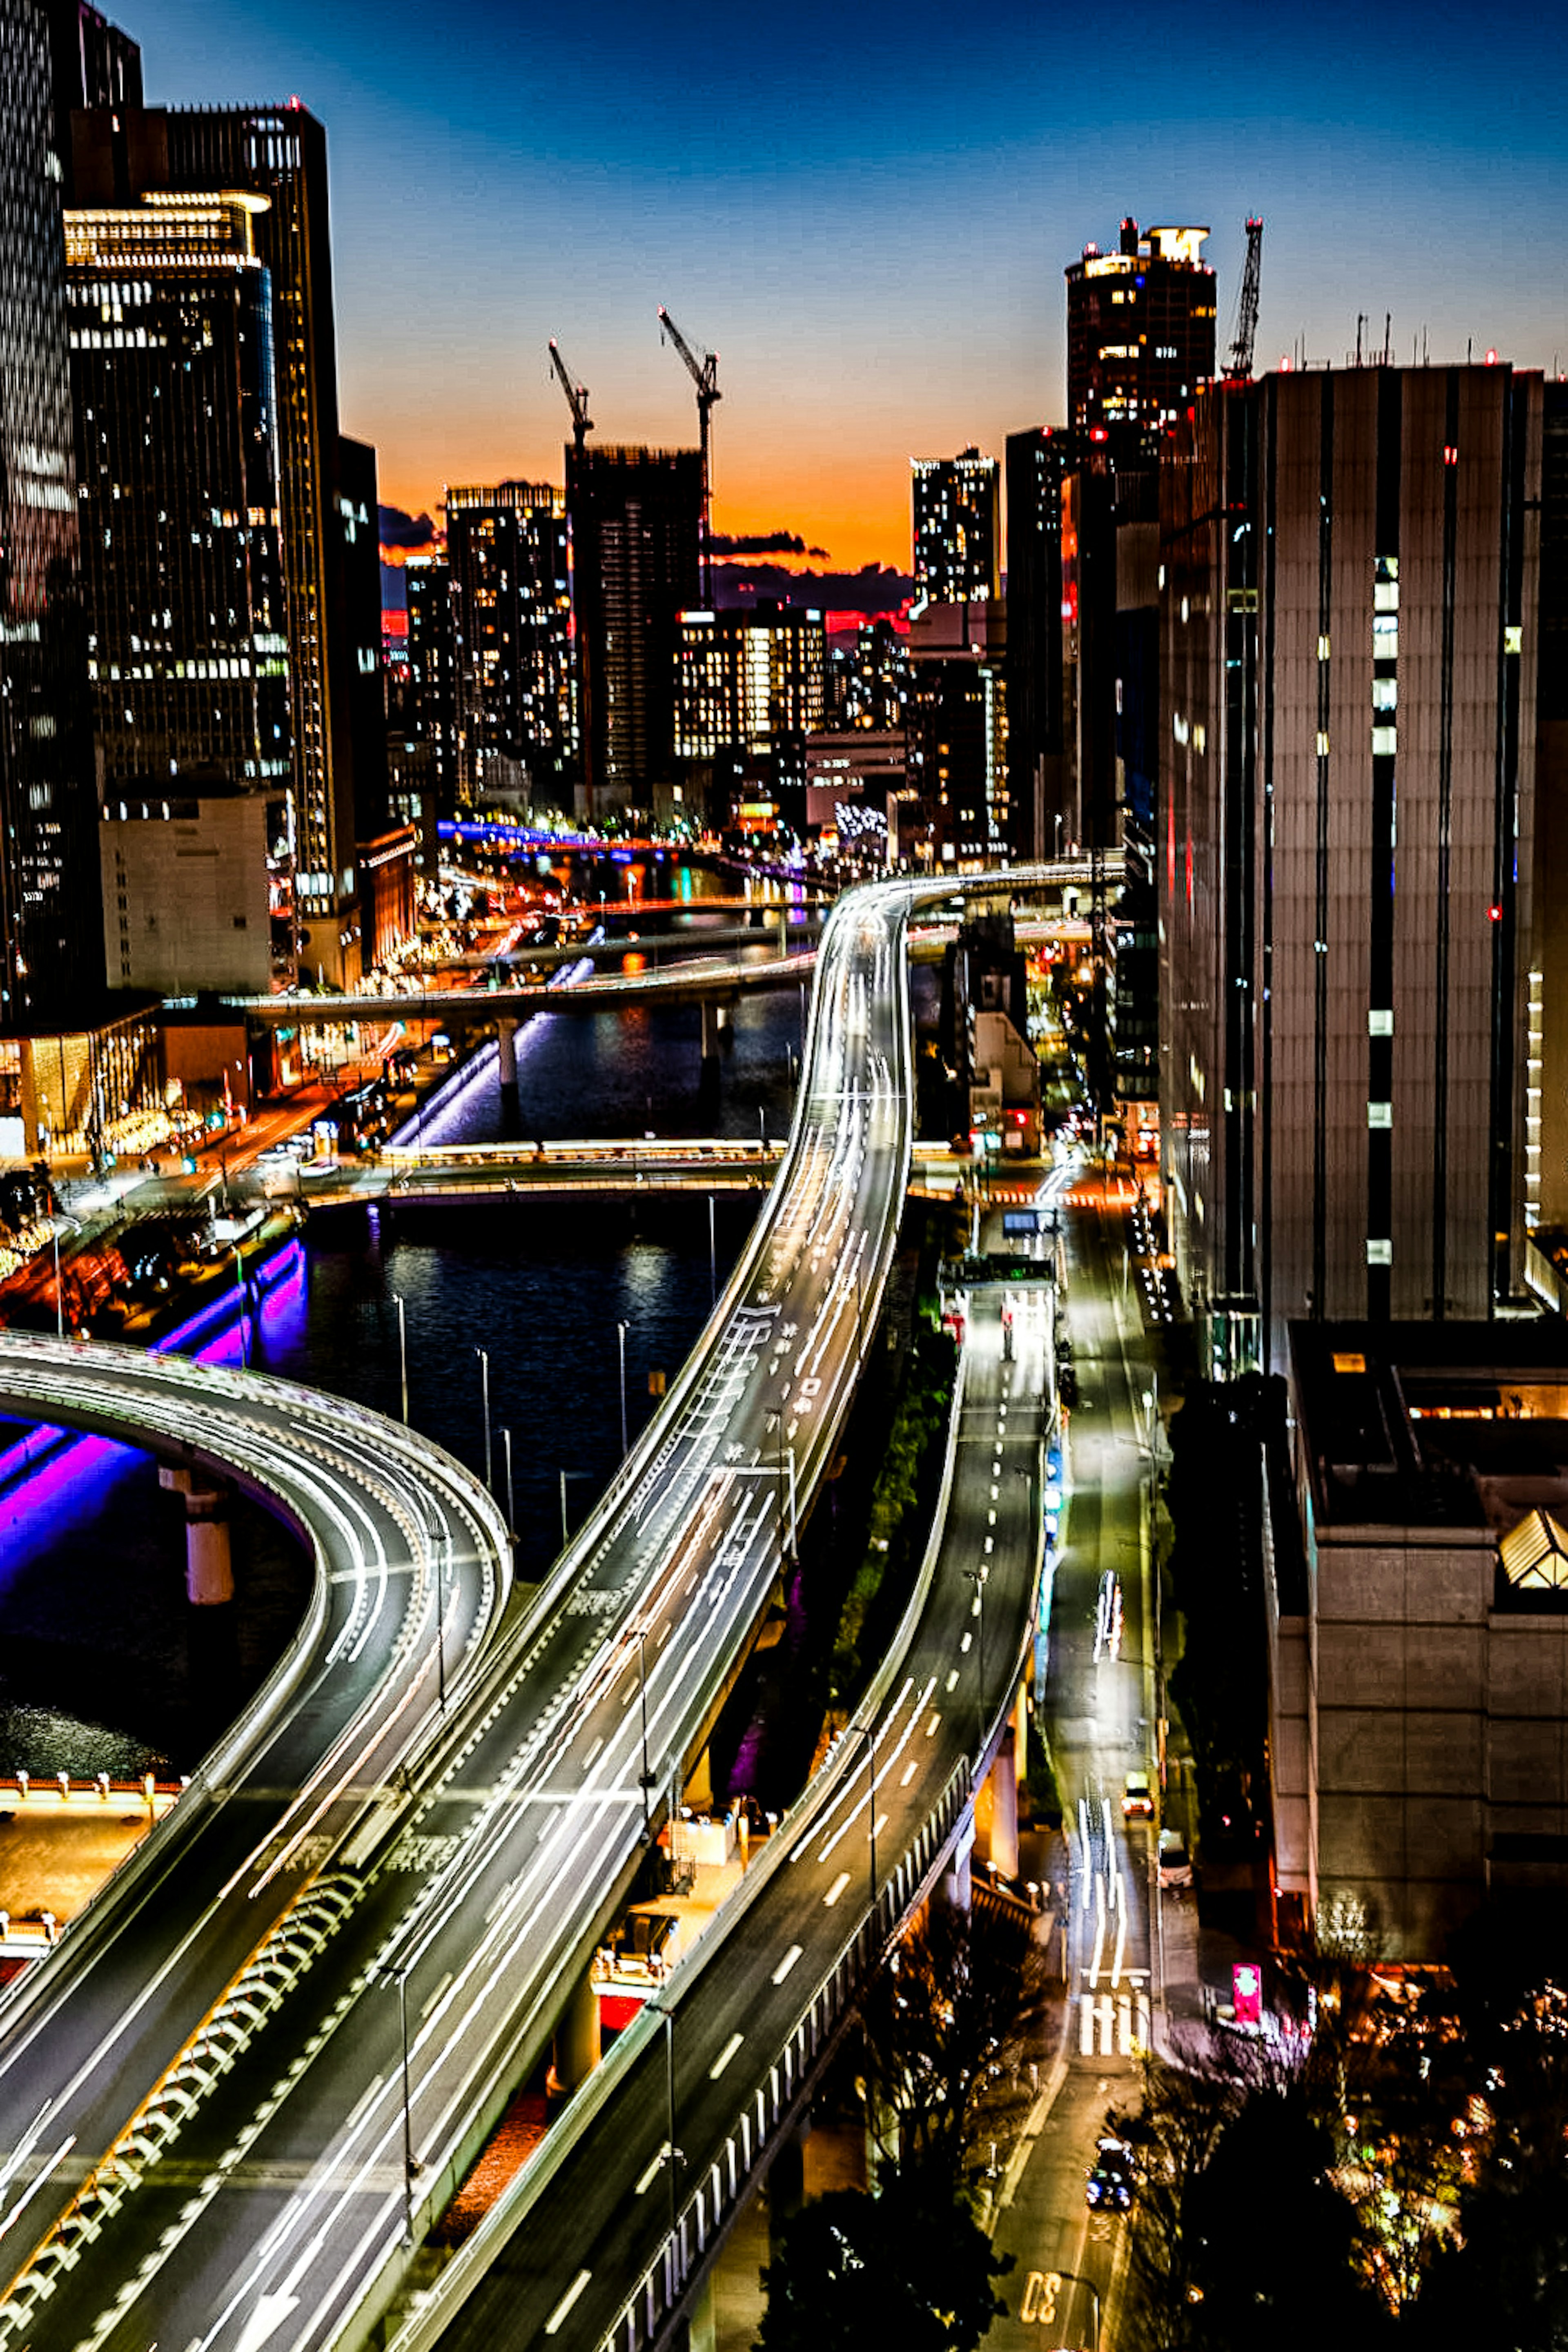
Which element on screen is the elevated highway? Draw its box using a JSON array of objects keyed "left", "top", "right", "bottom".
[{"left": 0, "top": 869, "right": 1064, "bottom": 2352}]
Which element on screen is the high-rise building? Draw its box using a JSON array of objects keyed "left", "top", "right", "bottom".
[
  {"left": 43, "top": 0, "right": 139, "bottom": 192},
  {"left": 65, "top": 193, "right": 291, "bottom": 800},
  {"left": 403, "top": 554, "right": 460, "bottom": 821},
  {"left": 68, "top": 98, "right": 368, "bottom": 982},
  {"left": 335, "top": 435, "right": 388, "bottom": 837},
  {"left": 911, "top": 449, "right": 998, "bottom": 604},
  {"left": 1160, "top": 363, "right": 1542, "bottom": 1377},
  {"left": 826, "top": 616, "right": 907, "bottom": 734},
  {"left": 675, "top": 604, "right": 825, "bottom": 761},
  {"left": 1065, "top": 219, "right": 1216, "bottom": 447},
  {"left": 445, "top": 481, "right": 573, "bottom": 807},
  {"left": 905, "top": 601, "right": 1009, "bottom": 871},
  {"left": 1003, "top": 428, "right": 1074, "bottom": 862},
  {"left": 0, "top": 0, "right": 105, "bottom": 1042},
  {"left": 566, "top": 443, "right": 702, "bottom": 816}
]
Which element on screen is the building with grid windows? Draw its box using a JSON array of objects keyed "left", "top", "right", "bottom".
[
  {"left": 566, "top": 443, "right": 702, "bottom": 816},
  {"left": 1065, "top": 218, "right": 1216, "bottom": 448},
  {"left": 0, "top": 0, "right": 105, "bottom": 1045},
  {"left": 65, "top": 193, "right": 291, "bottom": 803},
  {"left": 911, "top": 449, "right": 998, "bottom": 605},
  {"left": 1160, "top": 363, "right": 1542, "bottom": 1379},
  {"left": 674, "top": 604, "right": 824, "bottom": 761},
  {"left": 446, "top": 482, "right": 573, "bottom": 807}
]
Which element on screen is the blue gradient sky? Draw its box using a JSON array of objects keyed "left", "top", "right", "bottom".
[{"left": 128, "top": 0, "right": 1568, "bottom": 567}]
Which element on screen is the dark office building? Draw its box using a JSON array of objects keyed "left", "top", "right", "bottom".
[
  {"left": 566, "top": 443, "right": 702, "bottom": 816},
  {"left": 404, "top": 555, "right": 461, "bottom": 821},
  {"left": 65, "top": 194, "right": 291, "bottom": 798},
  {"left": 1003, "top": 428, "right": 1074, "bottom": 862},
  {"left": 0, "top": 0, "right": 104, "bottom": 1038},
  {"left": 446, "top": 481, "right": 573, "bottom": 807},
  {"left": 43, "top": 0, "right": 139, "bottom": 192},
  {"left": 906, "top": 601, "right": 1008, "bottom": 871},
  {"left": 1161, "top": 364, "right": 1542, "bottom": 1378},
  {"left": 336, "top": 434, "right": 388, "bottom": 843},
  {"left": 826, "top": 616, "right": 907, "bottom": 734},
  {"left": 1066, "top": 219, "right": 1216, "bottom": 448},
  {"left": 911, "top": 449, "right": 999, "bottom": 604}
]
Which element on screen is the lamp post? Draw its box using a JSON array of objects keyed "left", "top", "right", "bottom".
[
  {"left": 50, "top": 1213, "right": 80, "bottom": 1340},
  {"left": 633, "top": 1623, "right": 658, "bottom": 1836},
  {"left": 649, "top": 2002, "right": 682, "bottom": 2240},
  {"left": 394, "top": 1291, "right": 408, "bottom": 1424},
  {"left": 377, "top": 1963, "right": 421, "bottom": 2247},
  {"left": 433, "top": 1533, "right": 448, "bottom": 1715},
  {"left": 708, "top": 1193, "right": 717, "bottom": 1310},
  {"left": 501, "top": 1426, "right": 516, "bottom": 1536},
  {"left": 617, "top": 1319, "right": 629, "bottom": 1459},
  {"left": 234, "top": 1245, "right": 249, "bottom": 1370},
  {"left": 965, "top": 1561, "right": 988, "bottom": 1758},
  {"left": 559, "top": 1466, "right": 590, "bottom": 1550},
  {"left": 850, "top": 1721, "right": 878, "bottom": 1921},
  {"left": 476, "top": 1346, "right": 492, "bottom": 1490}
]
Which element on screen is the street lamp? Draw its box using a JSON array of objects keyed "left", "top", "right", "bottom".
[
  {"left": 648, "top": 2001, "right": 682, "bottom": 2240},
  {"left": 965, "top": 1561, "right": 989, "bottom": 1757},
  {"left": 849, "top": 1722, "right": 878, "bottom": 1922},
  {"left": 617, "top": 1319, "right": 629, "bottom": 1459},
  {"left": 394, "top": 1291, "right": 408, "bottom": 1424},
  {"left": 234, "top": 1245, "right": 249, "bottom": 1370},
  {"left": 476, "top": 1346, "right": 492, "bottom": 1490},
  {"left": 501, "top": 1426, "right": 516, "bottom": 1536},
  {"left": 50, "top": 1212, "right": 81, "bottom": 1341},
  {"left": 559, "top": 1466, "right": 590, "bottom": 1549},
  {"left": 708, "top": 1193, "right": 717, "bottom": 1310},
  {"left": 433, "top": 1532, "right": 448, "bottom": 1715},
  {"left": 376, "top": 1962, "right": 421, "bottom": 2247},
  {"left": 630, "top": 1621, "right": 661, "bottom": 1837}
]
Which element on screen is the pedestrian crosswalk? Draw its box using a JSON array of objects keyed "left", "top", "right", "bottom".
[{"left": 1078, "top": 1984, "right": 1150, "bottom": 2056}]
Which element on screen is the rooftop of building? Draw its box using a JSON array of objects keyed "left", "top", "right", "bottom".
[{"left": 1290, "top": 1320, "right": 1568, "bottom": 1542}]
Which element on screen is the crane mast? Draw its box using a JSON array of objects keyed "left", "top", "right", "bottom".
[
  {"left": 657, "top": 306, "right": 720, "bottom": 603},
  {"left": 1225, "top": 217, "right": 1264, "bottom": 381},
  {"left": 548, "top": 339, "right": 593, "bottom": 452}
]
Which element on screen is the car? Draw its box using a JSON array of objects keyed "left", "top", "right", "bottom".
[
  {"left": 1158, "top": 1829, "right": 1192, "bottom": 1891},
  {"left": 1086, "top": 2135, "right": 1135, "bottom": 2212},
  {"left": 1121, "top": 1770, "right": 1154, "bottom": 1821}
]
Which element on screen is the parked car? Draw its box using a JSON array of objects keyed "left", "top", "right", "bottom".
[
  {"left": 1121, "top": 1769, "right": 1155, "bottom": 1821},
  {"left": 1158, "top": 1828, "right": 1192, "bottom": 1891}
]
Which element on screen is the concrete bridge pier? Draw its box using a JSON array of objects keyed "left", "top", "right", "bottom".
[
  {"left": 939, "top": 1810, "right": 975, "bottom": 1912},
  {"left": 159, "top": 1467, "right": 235, "bottom": 1606},
  {"left": 552, "top": 1965, "right": 602, "bottom": 2093},
  {"left": 698, "top": 1000, "right": 734, "bottom": 1096},
  {"left": 765, "top": 2120, "right": 807, "bottom": 2254},
  {"left": 496, "top": 1019, "right": 522, "bottom": 1140},
  {"left": 975, "top": 1723, "right": 1020, "bottom": 1881}
]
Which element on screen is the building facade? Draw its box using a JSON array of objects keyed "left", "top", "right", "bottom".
[
  {"left": 911, "top": 449, "right": 998, "bottom": 605},
  {"left": 100, "top": 783, "right": 277, "bottom": 993},
  {"left": 1065, "top": 218, "right": 1216, "bottom": 447},
  {"left": 566, "top": 443, "right": 702, "bottom": 817},
  {"left": 674, "top": 604, "right": 825, "bottom": 761},
  {"left": 403, "top": 554, "right": 461, "bottom": 821},
  {"left": 0, "top": 0, "right": 105, "bottom": 1038},
  {"left": 446, "top": 481, "right": 573, "bottom": 808},
  {"left": 65, "top": 192, "right": 291, "bottom": 800},
  {"left": 905, "top": 601, "right": 1009, "bottom": 870},
  {"left": 1161, "top": 365, "right": 1541, "bottom": 1376}
]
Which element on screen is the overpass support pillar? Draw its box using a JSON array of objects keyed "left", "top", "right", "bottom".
[
  {"left": 766, "top": 2123, "right": 806, "bottom": 2255},
  {"left": 976, "top": 1725, "right": 1019, "bottom": 1881},
  {"left": 497, "top": 1018, "right": 519, "bottom": 1102},
  {"left": 159, "top": 1467, "right": 234, "bottom": 1606},
  {"left": 685, "top": 1742, "right": 713, "bottom": 1810},
  {"left": 939, "top": 1810, "right": 974, "bottom": 1912},
  {"left": 553, "top": 1966, "right": 601, "bottom": 2092}
]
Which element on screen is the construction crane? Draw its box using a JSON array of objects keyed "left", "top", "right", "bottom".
[
  {"left": 657, "top": 306, "right": 720, "bottom": 602},
  {"left": 548, "top": 339, "right": 593, "bottom": 453},
  {"left": 1225, "top": 217, "right": 1264, "bottom": 381}
]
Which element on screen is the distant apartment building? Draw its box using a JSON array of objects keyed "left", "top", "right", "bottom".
[
  {"left": 675, "top": 604, "right": 825, "bottom": 761},
  {"left": 905, "top": 601, "right": 1009, "bottom": 870},
  {"left": 403, "top": 555, "right": 461, "bottom": 820},
  {"left": 446, "top": 481, "right": 573, "bottom": 808},
  {"left": 1065, "top": 218, "right": 1216, "bottom": 447},
  {"left": 912, "top": 449, "right": 998, "bottom": 605},
  {"left": 826, "top": 616, "right": 907, "bottom": 733},
  {"left": 65, "top": 193, "right": 292, "bottom": 801},
  {"left": 566, "top": 443, "right": 702, "bottom": 816},
  {"left": 1160, "top": 363, "right": 1542, "bottom": 1377}
]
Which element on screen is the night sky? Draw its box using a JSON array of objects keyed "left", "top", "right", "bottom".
[{"left": 127, "top": 0, "right": 1568, "bottom": 571}]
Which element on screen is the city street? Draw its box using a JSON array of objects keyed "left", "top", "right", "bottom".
[{"left": 988, "top": 1179, "right": 1163, "bottom": 2352}]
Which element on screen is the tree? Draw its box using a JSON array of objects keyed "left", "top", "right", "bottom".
[
  {"left": 856, "top": 1899, "right": 1054, "bottom": 2197},
  {"left": 755, "top": 2173, "right": 1010, "bottom": 2352}
]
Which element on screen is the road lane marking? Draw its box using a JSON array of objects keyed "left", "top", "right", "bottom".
[
  {"left": 710, "top": 2032, "right": 744, "bottom": 2079},
  {"left": 635, "top": 2142, "right": 672, "bottom": 2196},
  {"left": 772, "top": 1945, "right": 803, "bottom": 1985},
  {"left": 900, "top": 1761, "right": 917, "bottom": 1787},
  {"left": 546, "top": 2270, "right": 592, "bottom": 2334},
  {"left": 944, "top": 1670, "right": 959, "bottom": 1692},
  {"left": 824, "top": 1871, "right": 851, "bottom": 1907},
  {"left": 927, "top": 1713, "right": 940, "bottom": 1736},
  {"left": 960, "top": 1632, "right": 972, "bottom": 1653}
]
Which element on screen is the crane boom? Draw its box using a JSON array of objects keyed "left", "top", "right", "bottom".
[
  {"left": 1225, "top": 218, "right": 1264, "bottom": 381},
  {"left": 657, "top": 306, "right": 720, "bottom": 600},
  {"left": 548, "top": 339, "right": 593, "bottom": 451}
]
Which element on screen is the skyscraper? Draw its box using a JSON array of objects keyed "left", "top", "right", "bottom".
[
  {"left": 1065, "top": 218, "right": 1216, "bottom": 447},
  {"left": 445, "top": 481, "right": 574, "bottom": 807},
  {"left": 404, "top": 554, "right": 461, "bottom": 820},
  {"left": 0, "top": 0, "right": 105, "bottom": 1036},
  {"left": 1160, "top": 362, "right": 1541, "bottom": 1375},
  {"left": 567, "top": 444, "right": 702, "bottom": 817},
  {"left": 911, "top": 450, "right": 998, "bottom": 604},
  {"left": 674, "top": 604, "right": 825, "bottom": 761},
  {"left": 1003, "top": 427, "right": 1073, "bottom": 862},
  {"left": 42, "top": 0, "right": 140, "bottom": 191},
  {"left": 65, "top": 192, "right": 291, "bottom": 798}
]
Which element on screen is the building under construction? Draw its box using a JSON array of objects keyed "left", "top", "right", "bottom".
[{"left": 566, "top": 443, "right": 702, "bottom": 818}]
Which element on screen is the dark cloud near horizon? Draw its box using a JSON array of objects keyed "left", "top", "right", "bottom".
[
  {"left": 711, "top": 560, "right": 913, "bottom": 617},
  {"left": 709, "top": 530, "right": 829, "bottom": 559},
  {"left": 378, "top": 503, "right": 436, "bottom": 548}
]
